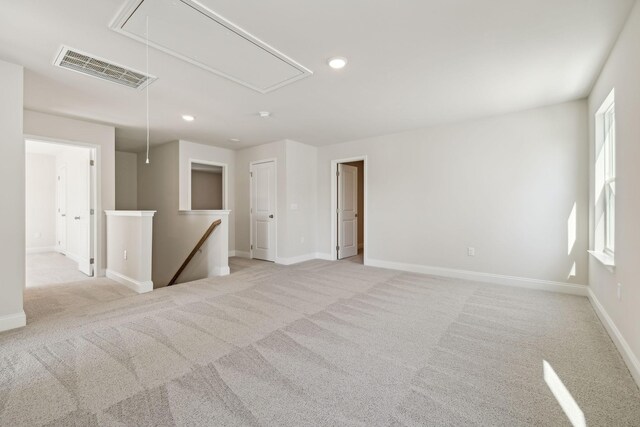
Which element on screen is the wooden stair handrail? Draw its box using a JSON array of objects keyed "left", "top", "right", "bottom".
[{"left": 167, "top": 219, "right": 222, "bottom": 286}]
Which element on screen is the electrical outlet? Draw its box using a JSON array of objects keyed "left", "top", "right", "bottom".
[
  {"left": 123, "top": 250, "right": 128, "bottom": 261},
  {"left": 617, "top": 283, "right": 622, "bottom": 301},
  {"left": 467, "top": 247, "right": 475, "bottom": 257}
]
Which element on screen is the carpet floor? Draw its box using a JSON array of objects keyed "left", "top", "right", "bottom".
[
  {"left": 1, "top": 257, "right": 639, "bottom": 426},
  {"left": 26, "top": 252, "right": 92, "bottom": 288}
]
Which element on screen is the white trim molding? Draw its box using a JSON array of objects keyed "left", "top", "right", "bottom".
[
  {"left": 0, "top": 310, "right": 26, "bottom": 332},
  {"left": 588, "top": 288, "right": 640, "bottom": 388},
  {"left": 26, "top": 246, "right": 56, "bottom": 254},
  {"left": 249, "top": 158, "right": 278, "bottom": 262},
  {"left": 330, "top": 155, "right": 368, "bottom": 263},
  {"left": 232, "top": 250, "right": 251, "bottom": 259},
  {"left": 588, "top": 250, "right": 615, "bottom": 272},
  {"left": 213, "top": 266, "right": 231, "bottom": 276},
  {"left": 275, "top": 253, "right": 317, "bottom": 266},
  {"left": 105, "top": 210, "right": 156, "bottom": 217},
  {"left": 178, "top": 209, "right": 231, "bottom": 216},
  {"left": 366, "top": 258, "right": 588, "bottom": 296},
  {"left": 106, "top": 269, "right": 153, "bottom": 294}
]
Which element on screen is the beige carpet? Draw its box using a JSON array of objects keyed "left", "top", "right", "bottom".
[
  {"left": 26, "top": 252, "right": 91, "bottom": 288},
  {"left": 1, "top": 257, "right": 639, "bottom": 426}
]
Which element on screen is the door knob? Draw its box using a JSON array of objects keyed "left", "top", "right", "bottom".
[{"left": 269, "top": 214, "right": 274, "bottom": 218}]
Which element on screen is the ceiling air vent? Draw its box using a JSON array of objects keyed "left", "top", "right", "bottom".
[{"left": 53, "top": 46, "right": 157, "bottom": 89}]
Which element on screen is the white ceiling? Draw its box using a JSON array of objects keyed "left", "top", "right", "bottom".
[{"left": 0, "top": 0, "right": 635, "bottom": 152}]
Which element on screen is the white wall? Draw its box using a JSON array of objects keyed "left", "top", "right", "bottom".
[
  {"left": 317, "top": 100, "right": 589, "bottom": 285},
  {"left": 106, "top": 211, "right": 154, "bottom": 293},
  {"left": 588, "top": 1, "right": 640, "bottom": 385},
  {"left": 0, "top": 59, "right": 25, "bottom": 332},
  {"left": 25, "top": 153, "right": 56, "bottom": 251},
  {"left": 115, "top": 151, "right": 137, "bottom": 210},
  {"left": 24, "top": 110, "right": 115, "bottom": 275},
  {"left": 235, "top": 140, "right": 287, "bottom": 257},
  {"left": 283, "top": 140, "right": 317, "bottom": 259},
  {"left": 234, "top": 139, "right": 318, "bottom": 262}
]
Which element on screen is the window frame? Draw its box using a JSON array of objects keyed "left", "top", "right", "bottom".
[{"left": 595, "top": 90, "right": 616, "bottom": 258}]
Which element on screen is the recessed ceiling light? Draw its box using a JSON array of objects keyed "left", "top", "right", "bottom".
[
  {"left": 259, "top": 111, "right": 271, "bottom": 118},
  {"left": 328, "top": 56, "right": 348, "bottom": 70},
  {"left": 182, "top": 114, "right": 195, "bottom": 122},
  {"left": 229, "top": 138, "right": 240, "bottom": 142}
]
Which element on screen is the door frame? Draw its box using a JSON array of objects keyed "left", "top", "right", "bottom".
[
  {"left": 24, "top": 135, "right": 100, "bottom": 276},
  {"left": 330, "top": 156, "right": 368, "bottom": 263},
  {"left": 249, "top": 158, "right": 278, "bottom": 260}
]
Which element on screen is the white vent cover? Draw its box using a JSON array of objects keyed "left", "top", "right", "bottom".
[
  {"left": 53, "top": 46, "right": 157, "bottom": 89},
  {"left": 110, "top": 0, "right": 312, "bottom": 93}
]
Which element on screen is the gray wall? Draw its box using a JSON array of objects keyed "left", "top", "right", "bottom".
[
  {"left": 191, "top": 170, "right": 223, "bottom": 210},
  {"left": 115, "top": 151, "right": 137, "bottom": 210},
  {"left": 137, "top": 141, "right": 229, "bottom": 286},
  {"left": 0, "top": 59, "right": 24, "bottom": 331}
]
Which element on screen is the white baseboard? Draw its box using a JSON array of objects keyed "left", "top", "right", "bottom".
[
  {"left": 232, "top": 250, "right": 251, "bottom": 259},
  {"left": 366, "top": 258, "right": 588, "bottom": 296},
  {"left": 26, "top": 246, "right": 56, "bottom": 254},
  {"left": 587, "top": 288, "right": 640, "bottom": 388},
  {"left": 97, "top": 268, "right": 107, "bottom": 277},
  {"left": 213, "top": 266, "right": 230, "bottom": 276},
  {"left": 276, "top": 253, "right": 318, "bottom": 266},
  {"left": 106, "top": 269, "right": 153, "bottom": 294},
  {"left": 315, "top": 252, "right": 333, "bottom": 261},
  {"left": 0, "top": 310, "right": 26, "bottom": 332}
]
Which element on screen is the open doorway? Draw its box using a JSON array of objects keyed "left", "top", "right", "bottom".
[
  {"left": 25, "top": 139, "right": 96, "bottom": 287},
  {"left": 331, "top": 157, "right": 366, "bottom": 264},
  {"left": 189, "top": 160, "right": 227, "bottom": 210}
]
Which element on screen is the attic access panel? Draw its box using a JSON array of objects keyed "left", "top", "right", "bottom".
[{"left": 111, "top": 0, "right": 312, "bottom": 93}]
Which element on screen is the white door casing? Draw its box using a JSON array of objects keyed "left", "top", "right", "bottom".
[
  {"left": 337, "top": 163, "right": 358, "bottom": 259},
  {"left": 250, "top": 160, "right": 276, "bottom": 261},
  {"left": 63, "top": 149, "right": 94, "bottom": 277},
  {"left": 56, "top": 165, "right": 67, "bottom": 253},
  {"left": 74, "top": 151, "right": 93, "bottom": 276}
]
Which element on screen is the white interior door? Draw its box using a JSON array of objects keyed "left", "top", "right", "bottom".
[
  {"left": 56, "top": 165, "right": 67, "bottom": 253},
  {"left": 337, "top": 164, "right": 358, "bottom": 259},
  {"left": 250, "top": 160, "right": 276, "bottom": 261},
  {"left": 67, "top": 150, "right": 93, "bottom": 276}
]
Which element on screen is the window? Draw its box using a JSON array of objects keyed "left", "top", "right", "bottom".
[
  {"left": 602, "top": 101, "right": 615, "bottom": 254},
  {"left": 593, "top": 89, "right": 616, "bottom": 263}
]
